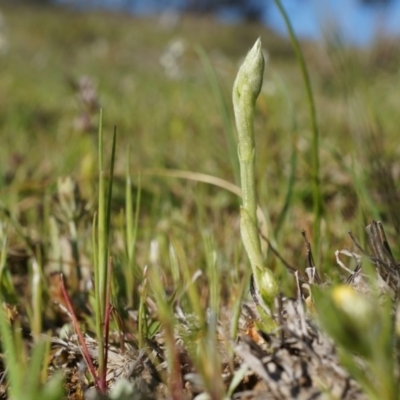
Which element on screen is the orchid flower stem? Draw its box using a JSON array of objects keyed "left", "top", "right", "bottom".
[{"left": 233, "top": 39, "right": 278, "bottom": 308}]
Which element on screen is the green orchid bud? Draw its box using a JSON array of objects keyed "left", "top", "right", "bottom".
[
  {"left": 233, "top": 39, "right": 279, "bottom": 312},
  {"left": 233, "top": 38, "right": 264, "bottom": 112}
]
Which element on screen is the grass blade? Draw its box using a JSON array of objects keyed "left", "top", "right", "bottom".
[
  {"left": 196, "top": 45, "right": 240, "bottom": 185},
  {"left": 273, "top": 0, "right": 323, "bottom": 257}
]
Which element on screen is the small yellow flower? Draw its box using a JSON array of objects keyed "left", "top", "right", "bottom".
[{"left": 332, "top": 285, "right": 373, "bottom": 329}]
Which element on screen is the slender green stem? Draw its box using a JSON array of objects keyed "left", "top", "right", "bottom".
[
  {"left": 125, "top": 148, "right": 141, "bottom": 307},
  {"left": 273, "top": 0, "right": 323, "bottom": 255},
  {"left": 96, "top": 109, "right": 106, "bottom": 382},
  {"left": 125, "top": 148, "right": 134, "bottom": 263},
  {"left": 97, "top": 109, "right": 106, "bottom": 314},
  {"left": 105, "top": 127, "right": 117, "bottom": 269}
]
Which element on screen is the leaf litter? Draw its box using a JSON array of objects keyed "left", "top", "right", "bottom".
[{"left": 2, "top": 211, "right": 399, "bottom": 399}]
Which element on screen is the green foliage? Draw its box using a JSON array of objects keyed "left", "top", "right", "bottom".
[{"left": 0, "top": 309, "right": 64, "bottom": 400}]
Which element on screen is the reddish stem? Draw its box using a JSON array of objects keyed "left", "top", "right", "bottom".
[{"left": 59, "top": 273, "right": 101, "bottom": 390}]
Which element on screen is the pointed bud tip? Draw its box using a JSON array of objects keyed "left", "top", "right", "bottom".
[{"left": 233, "top": 38, "right": 265, "bottom": 103}]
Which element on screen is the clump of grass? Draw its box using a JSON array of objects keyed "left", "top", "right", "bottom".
[
  {"left": 91, "top": 113, "right": 117, "bottom": 393},
  {"left": 0, "top": 303, "right": 64, "bottom": 400}
]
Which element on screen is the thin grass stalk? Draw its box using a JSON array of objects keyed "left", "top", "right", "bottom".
[
  {"left": 49, "top": 216, "right": 62, "bottom": 272},
  {"left": 349, "top": 157, "right": 380, "bottom": 244},
  {"left": 125, "top": 147, "right": 134, "bottom": 307},
  {"left": 40, "top": 338, "right": 52, "bottom": 385},
  {"left": 273, "top": 0, "right": 322, "bottom": 255},
  {"left": 0, "top": 307, "right": 22, "bottom": 400},
  {"left": 0, "top": 205, "right": 36, "bottom": 257},
  {"left": 26, "top": 340, "right": 47, "bottom": 394},
  {"left": 171, "top": 237, "right": 205, "bottom": 328},
  {"left": 274, "top": 140, "right": 297, "bottom": 238},
  {"left": 189, "top": 311, "right": 224, "bottom": 400},
  {"left": 0, "top": 221, "right": 8, "bottom": 283},
  {"left": 0, "top": 228, "right": 15, "bottom": 299},
  {"left": 202, "top": 232, "right": 219, "bottom": 315},
  {"left": 273, "top": 75, "right": 298, "bottom": 239},
  {"left": 126, "top": 147, "right": 133, "bottom": 257},
  {"left": 92, "top": 211, "right": 101, "bottom": 344},
  {"left": 105, "top": 127, "right": 117, "bottom": 266},
  {"left": 96, "top": 109, "right": 106, "bottom": 385},
  {"left": 149, "top": 266, "right": 183, "bottom": 400},
  {"left": 168, "top": 239, "right": 180, "bottom": 286},
  {"left": 125, "top": 148, "right": 141, "bottom": 307},
  {"left": 138, "top": 266, "right": 149, "bottom": 349},
  {"left": 42, "top": 188, "right": 51, "bottom": 243},
  {"left": 0, "top": 333, "right": 56, "bottom": 399},
  {"left": 225, "top": 271, "right": 250, "bottom": 369},
  {"left": 230, "top": 268, "right": 251, "bottom": 342},
  {"left": 196, "top": 46, "right": 240, "bottom": 185},
  {"left": 96, "top": 109, "right": 105, "bottom": 300},
  {"left": 141, "top": 168, "right": 241, "bottom": 197},
  {"left": 31, "top": 257, "right": 42, "bottom": 342},
  {"left": 204, "top": 311, "right": 224, "bottom": 399}
]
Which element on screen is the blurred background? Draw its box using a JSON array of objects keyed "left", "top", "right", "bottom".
[{"left": 48, "top": 0, "right": 400, "bottom": 46}]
